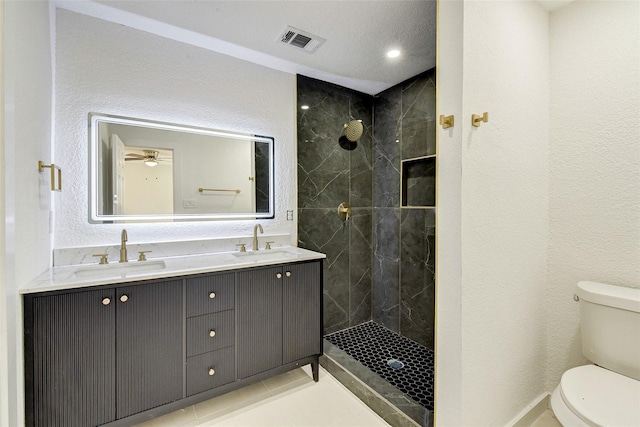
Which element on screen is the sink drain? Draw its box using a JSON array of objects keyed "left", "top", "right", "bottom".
[{"left": 387, "top": 359, "right": 404, "bottom": 369}]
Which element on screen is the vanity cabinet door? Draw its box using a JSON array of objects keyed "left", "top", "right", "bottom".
[
  {"left": 26, "top": 289, "right": 116, "bottom": 427},
  {"left": 282, "top": 261, "right": 322, "bottom": 364},
  {"left": 237, "top": 265, "right": 283, "bottom": 379},
  {"left": 237, "top": 261, "right": 323, "bottom": 379},
  {"left": 115, "top": 280, "right": 183, "bottom": 419}
]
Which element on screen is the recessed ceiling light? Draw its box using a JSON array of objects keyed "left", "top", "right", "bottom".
[
  {"left": 301, "top": 105, "right": 310, "bottom": 110},
  {"left": 386, "top": 49, "right": 401, "bottom": 58}
]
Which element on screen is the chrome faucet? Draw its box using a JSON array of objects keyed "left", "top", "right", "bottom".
[
  {"left": 120, "top": 229, "right": 128, "bottom": 263},
  {"left": 252, "top": 224, "right": 263, "bottom": 251}
]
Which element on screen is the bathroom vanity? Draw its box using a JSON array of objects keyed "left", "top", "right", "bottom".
[{"left": 21, "top": 247, "right": 324, "bottom": 427}]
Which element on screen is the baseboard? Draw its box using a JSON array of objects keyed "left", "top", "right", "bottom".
[{"left": 507, "top": 392, "right": 551, "bottom": 427}]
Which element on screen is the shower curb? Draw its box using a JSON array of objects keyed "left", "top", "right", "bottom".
[{"left": 321, "top": 339, "right": 424, "bottom": 427}]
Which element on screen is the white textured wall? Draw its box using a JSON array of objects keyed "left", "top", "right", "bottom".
[
  {"left": 55, "top": 9, "right": 296, "bottom": 249},
  {"left": 434, "top": 0, "right": 463, "bottom": 424},
  {"left": 460, "top": 1, "right": 550, "bottom": 424},
  {"left": 546, "top": 0, "right": 640, "bottom": 391},
  {"left": 437, "top": 2, "right": 550, "bottom": 424},
  {"left": 2, "top": 1, "right": 53, "bottom": 425}
]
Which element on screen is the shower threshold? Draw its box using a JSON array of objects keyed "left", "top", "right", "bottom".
[{"left": 322, "top": 322, "right": 434, "bottom": 427}]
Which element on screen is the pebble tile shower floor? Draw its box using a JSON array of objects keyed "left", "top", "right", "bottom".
[{"left": 325, "top": 321, "right": 434, "bottom": 411}]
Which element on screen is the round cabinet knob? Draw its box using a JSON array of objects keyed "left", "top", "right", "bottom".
[
  {"left": 285, "top": 271, "right": 291, "bottom": 278},
  {"left": 209, "top": 292, "right": 216, "bottom": 299},
  {"left": 209, "top": 330, "right": 216, "bottom": 338},
  {"left": 120, "top": 294, "right": 129, "bottom": 303},
  {"left": 102, "top": 297, "right": 111, "bottom": 306},
  {"left": 208, "top": 368, "right": 216, "bottom": 376},
  {"left": 276, "top": 273, "right": 282, "bottom": 279}
]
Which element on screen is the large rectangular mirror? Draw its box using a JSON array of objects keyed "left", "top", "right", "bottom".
[{"left": 89, "top": 114, "right": 274, "bottom": 222}]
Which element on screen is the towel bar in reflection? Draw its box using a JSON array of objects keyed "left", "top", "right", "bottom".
[{"left": 198, "top": 187, "right": 241, "bottom": 194}]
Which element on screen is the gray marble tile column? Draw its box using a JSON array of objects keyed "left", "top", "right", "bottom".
[
  {"left": 372, "top": 70, "right": 436, "bottom": 349},
  {"left": 297, "top": 75, "right": 373, "bottom": 335},
  {"left": 400, "top": 209, "right": 436, "bottom": 348},
  {"left": 372, "top": 207, "right": 400, "bottom": 332}
]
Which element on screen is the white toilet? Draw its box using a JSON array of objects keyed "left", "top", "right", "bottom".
[{"left": 550, "top": 281, "right": 640, "bottom": 427}]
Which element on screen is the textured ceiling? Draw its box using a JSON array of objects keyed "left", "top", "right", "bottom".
[
  {"left": 61, "top": 0, "right": 437, "bottom": 95},
  {"left": 537, "top": 0, "right": 576, "bottom": 12}
]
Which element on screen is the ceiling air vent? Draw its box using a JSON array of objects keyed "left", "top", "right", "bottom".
[{"left": 277, "top": 26, "right": 326, "bottom": 53}]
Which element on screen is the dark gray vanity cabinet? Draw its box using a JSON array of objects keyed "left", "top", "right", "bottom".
[
  {"left": 24, "top": 279, "right": 183, "bottom": 427},
  {"left": 24, "top": 259, "right": 323, "bottom": 426},
  {"left": 237, "top": 261, "right": 322, "bottom": 380}
]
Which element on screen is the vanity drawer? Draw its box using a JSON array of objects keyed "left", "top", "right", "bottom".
[
  {"left": 186, "top": 310, "right": 234, "bottom": 357},
  {"left": 186, "top": 346, "right": 235, "bottom": 397},
  {"left": 186, "top": 273, "right": 235, "bottom": 317}
]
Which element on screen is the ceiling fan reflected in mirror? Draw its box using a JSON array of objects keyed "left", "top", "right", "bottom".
[{"left": 124, "top": 149, "right": 171, "bottom": 167}]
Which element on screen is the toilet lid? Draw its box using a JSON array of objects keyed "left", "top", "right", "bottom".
[{"left": 560, "top": 365, "right": 640, "bottom": 427}]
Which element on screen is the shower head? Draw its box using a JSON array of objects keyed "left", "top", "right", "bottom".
[{"left": 343, "top": 120, "right": 364, "bottom": 142}]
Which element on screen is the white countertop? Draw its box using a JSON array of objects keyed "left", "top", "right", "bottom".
[{"left": 21, "top": 247, "right": 325, "bottom": 294}]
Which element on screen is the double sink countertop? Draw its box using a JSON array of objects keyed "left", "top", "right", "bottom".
[{"left": 22, "top": 246, "right": 326, "bottom": 294}]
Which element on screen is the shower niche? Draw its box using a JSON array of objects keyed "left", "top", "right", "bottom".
[{"left": 401, "top": 155, "right": 436, "bottom": 208}]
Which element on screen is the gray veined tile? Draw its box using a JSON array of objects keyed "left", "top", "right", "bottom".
[
  {"left": 298, "top": 70, "right": 435, "bottom": 426},
  {"left": 373, "top": 154, "right": 400, "bottom": 208}
]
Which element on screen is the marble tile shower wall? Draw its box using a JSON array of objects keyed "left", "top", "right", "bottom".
[
  {"left": 297, "top": 71, "right": 436, "bottom": 348},
  {"left": 373, "top": 71, "right": 436, "bottom": 349},
  {"left": 297, "top": 75, "right": 374, "bottom": 334}
]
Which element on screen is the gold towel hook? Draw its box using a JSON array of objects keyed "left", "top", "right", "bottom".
[
  {"left": 472, "top": 112, "right": 489, "bottom": 127},
  {"left": 439, "top": 114, "right": 454, "bottom": 129}
]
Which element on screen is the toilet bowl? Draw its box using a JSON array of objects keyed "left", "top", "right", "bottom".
[
  {"left": 551, "top": 281, "right": 640, "bottom": 427},
  {"left": 550, "top": 364, "right": 640, "bottom": 427}
]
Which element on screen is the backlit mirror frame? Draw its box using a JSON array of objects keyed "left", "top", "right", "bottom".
[{"left": 89, "top": 113, "right": 275, "bottom": 223}]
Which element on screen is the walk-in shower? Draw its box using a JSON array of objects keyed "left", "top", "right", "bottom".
[{"left": 297, "top": 71, "right": 436, "bottom": 427}]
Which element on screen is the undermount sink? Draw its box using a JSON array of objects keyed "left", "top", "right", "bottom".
[
  {"left": 232, "top": 249, "right": 296, "bottom": 262},
  {"left": 73, "top": 260, "right": 167, "bottom": 279}
]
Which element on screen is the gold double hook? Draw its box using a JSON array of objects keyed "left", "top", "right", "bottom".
[{"left": 472, "top": 112, "right": 489, "bottom": 127}]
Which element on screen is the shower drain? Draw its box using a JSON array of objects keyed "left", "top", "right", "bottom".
[{"left": 387, "top": 359, "right": 405, "bottom": 369}]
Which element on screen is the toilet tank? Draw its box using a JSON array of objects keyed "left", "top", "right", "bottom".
[{"left": 577, "top": 281, "right": 640, "bottom": 381}]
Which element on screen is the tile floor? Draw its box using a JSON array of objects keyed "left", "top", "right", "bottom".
[
  {"left": 136, "top": 364, "right": 562, "bottom": 427},
  {"left": 530, "top": 409, "right": 562, "bottom": 427},
  {"left": 135, "top": 366, "right": 390, "bottom": 427}
]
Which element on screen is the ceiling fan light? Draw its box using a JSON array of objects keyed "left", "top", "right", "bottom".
[
  {"left": 144, "top": 159, "right": 158, "bottom": 167},
  {"left": 386, "top": 49, "right": 401, "bottom": 58}
]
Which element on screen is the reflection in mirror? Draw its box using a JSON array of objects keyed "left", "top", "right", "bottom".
[{"left": 89, "top": 114, "right": 274, "bottom": 222}]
